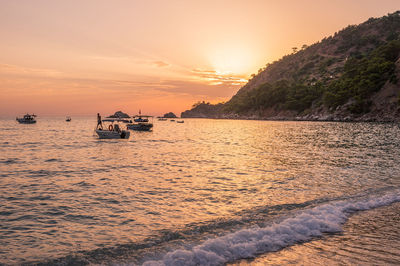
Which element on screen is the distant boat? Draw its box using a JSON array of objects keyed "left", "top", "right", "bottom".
[
  {"left": 134, "top": 116, "right": 149, "bottom": 123},
  {"left": 95, "top": 117, "right": 131, "bottom": 139},
  {"left": 16, "top": 114, "right": 37, "bottom": 124},
  {"left": 127, "top": 115, "right": 154, "bottom": 131},
  {"left": 176, "top": 120, "right": 184, "bottom": 123},
  {"left": 170, "top": 119, "right": 175, "bottom": 122},
  {"left": 158, "top": 118, "right": 167, "bottom": 121},
  {"left": 66, "top": 116, "right": 71, "bottom": 122}
]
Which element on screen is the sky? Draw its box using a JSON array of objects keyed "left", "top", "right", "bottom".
[{"left": 0, "top": 0, "right": 399, "bottom": 117}]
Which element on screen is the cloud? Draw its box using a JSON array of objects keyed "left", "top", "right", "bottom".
[
  {"left": 96, "top": 78, "right": 237, "bottom": 98},
  {"left": 152, "top": 79, "right": 239, "bottom": 98},
  {"left": 0, "top": 63, "right": 64, "bottom": 77},
  {"left": 0, "top": 60, "right": 249, "bottom": 116},
  {"left": 153, "top": 61, "right": 170, "bottom": 67},
  {"left": 0, "top": 61, "right": 245, "bottom": 98},
  {"left": 191, "top": 68, "right": 248, "bottom": 86},
  {"left": 0, "top": 66, "right": 244, "bottom": 101}
]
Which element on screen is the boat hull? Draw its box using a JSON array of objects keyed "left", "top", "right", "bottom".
[
  {"left": 127, "top": 123, "right": 153, "bottom": 131},
  {"left": 16, "top": 119, "right": 36, "bottom": 124},
  {"left": 95, "top": 129, "right": 130, "bottom": 139}
]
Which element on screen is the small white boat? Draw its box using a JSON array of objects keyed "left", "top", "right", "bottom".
[
  {"left": 16, "top": 114, "right": 37, "bottom": 124},
  {"left": 95, "top": 118, "right": 130, "bottom": 139}
]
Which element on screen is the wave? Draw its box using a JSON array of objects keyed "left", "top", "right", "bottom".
[
  {"left": 45, "top": 158, "right": 62, "bottom": 162},
  {"left": 142, "top": 189, "right": 400, "bottom": 266},
  {"left": 21, "top": 189, "right": 399, "bottom": 265},
  {"left": 0, "top": 158, "right": 21, "bottom": 164}
]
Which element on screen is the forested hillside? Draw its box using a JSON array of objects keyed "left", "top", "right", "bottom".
[{"left": 182, "top": 11, "right": 400, "bottom": 121}]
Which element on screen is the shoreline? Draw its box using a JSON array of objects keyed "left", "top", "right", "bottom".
[{"left": 180, "top": 116, "right": 400, "bottom": 123}]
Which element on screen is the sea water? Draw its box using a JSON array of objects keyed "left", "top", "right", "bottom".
[{"left": 1, "top": 118, "right": 399, "bottom": 265}]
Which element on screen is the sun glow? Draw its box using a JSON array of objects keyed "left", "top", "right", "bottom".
[{"left": 209, "top": 46, "right": 255, "bottom": 75}]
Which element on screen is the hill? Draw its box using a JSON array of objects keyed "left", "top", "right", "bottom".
[
  {"left": 107, "top": 111, "right": 130, "bottom": 118},
  {"left": 163, "top": 112, "right": 177, "bottom": 118},
  {"left": 181, "top": 11, "right": 400, "bottom": 121}
]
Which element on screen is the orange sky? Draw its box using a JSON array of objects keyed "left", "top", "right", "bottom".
[{"left": 0, "top": 0, "right": 399, "bottom": 117}]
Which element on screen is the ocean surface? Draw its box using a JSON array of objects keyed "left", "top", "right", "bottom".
[{"left": 1, "top": 117, "right": 400, "bottom": 265}]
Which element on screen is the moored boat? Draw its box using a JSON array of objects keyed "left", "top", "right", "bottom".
[
  {"left": 127, "top": 115, "right": 154, "bottom": 131},
  {"left": 16, "top": 114, "right": 37, "bottom": 124},
  {"left": 95, "top": 117, "right": 131, "bottom": 139},
  {"left": 66, "top": 116, "right": 71, "bottom": 122}
]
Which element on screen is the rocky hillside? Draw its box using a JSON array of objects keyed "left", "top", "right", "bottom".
[
  {"left": 182, "top": 11, "right": 400, "bottom": 121},
  {"left": 180, "top": 102, "right": 224, "bottom": 118}
]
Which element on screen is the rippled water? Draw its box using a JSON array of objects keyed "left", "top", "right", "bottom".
[{"left": 1, "top": 118, "right": 400, "bottom": 265}]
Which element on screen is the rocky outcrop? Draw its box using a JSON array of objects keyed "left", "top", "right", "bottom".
[
  {"left": 163, "top": 112, "right": 177, "bottom": 118},
  {"left": 181, "top": 103, "right": 224, "bottom": 118},
  {"left": 107, "top": 111, "right": 130, "bottom": 118}
]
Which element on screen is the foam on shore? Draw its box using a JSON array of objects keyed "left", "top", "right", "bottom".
[{"left": 143, "top": 190, "right": 400, "bottom": 266}]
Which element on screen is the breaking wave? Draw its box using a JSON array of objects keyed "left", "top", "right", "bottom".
[{"left": 143, "top": 189, "right": 400, "bottom": 265}]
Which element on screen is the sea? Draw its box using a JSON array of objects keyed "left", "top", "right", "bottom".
[{"left": 1, "top": 117, "right": 400, "bottom": 265}]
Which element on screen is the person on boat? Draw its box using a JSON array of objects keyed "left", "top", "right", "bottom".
[
  {"left": 97, "top": 113, "right": 103, "bottom": 130},
  {"left": 114, "top": 123, "right": 121, "bottom": 133}
]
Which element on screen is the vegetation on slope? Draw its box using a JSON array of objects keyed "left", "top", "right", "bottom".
[{"left": 324, "top": 40, "right": 400, "bottom": 113}]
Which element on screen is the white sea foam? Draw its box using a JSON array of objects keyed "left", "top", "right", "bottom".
[{"left": 143, "top": 190, "right": 400, "bottom": 266}]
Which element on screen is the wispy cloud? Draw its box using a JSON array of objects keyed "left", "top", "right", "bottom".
[
  {"left": 0, "top": 59, "right": 248, "bottom": 116},
  {"left": 153, "top": 60, "right": 169, "bottom": 67},
  {"left": 88, "top": 54, "right": 171, "bottom": 69},
  {"left": 190, "top": 68, "right": 248, "bottom": 86},
  {"left": 0, "top": 63, "right": 64, "bottom": 77},
  {"left": 103, "top": 78, "right": 236, "bottom": 98}
]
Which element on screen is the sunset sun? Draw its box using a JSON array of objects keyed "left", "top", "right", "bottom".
[{"left": 209, "top": 46, "right": 255, "bottom": 75}]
